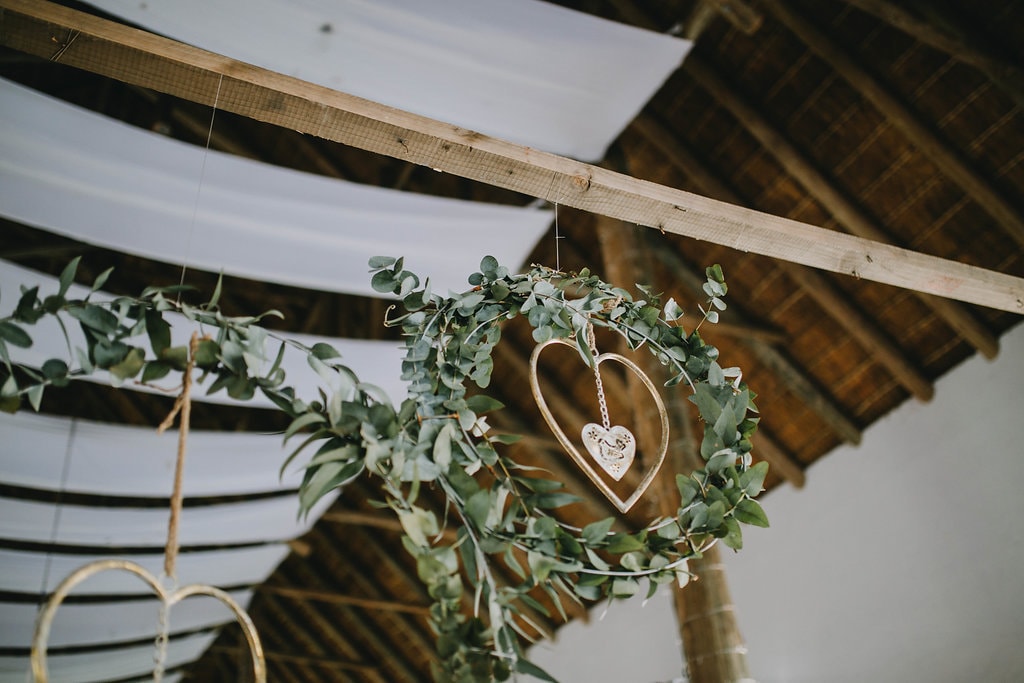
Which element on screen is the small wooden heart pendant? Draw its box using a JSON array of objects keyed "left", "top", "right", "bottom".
[
  {"left": 581, "top": 423, "right": 635, "bottom": 481},
  {"left": 530, "top": 338, "right": 669, "bottom": 513},
  {"left": 32, "top": 559, "right": 266, "bottom": 682}
]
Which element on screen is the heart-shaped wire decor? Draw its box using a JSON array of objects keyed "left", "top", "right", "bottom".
[
  {"left": 530, "top": 338, "right": 669, "bottom": 513},
  {"left": 32, "top": 558, "right": 266, "bottom": 682}
]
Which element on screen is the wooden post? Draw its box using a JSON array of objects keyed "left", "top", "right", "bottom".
[{"left": 597, "top": 216, "right": 753, "bottom": 682}]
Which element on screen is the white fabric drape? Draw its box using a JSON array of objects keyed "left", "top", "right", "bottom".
[
  {"left": 0, "top": 259, "right": 408, "bottom": 408},
  {"left": 0, "top": 78, "right": 553, "bottom": 298},
  {"left": 0, "top": 546, "right": 289, "bottom": 596},
  {"left": 1, "top": 412, "right": 312, "bottom": 497},
  {"left": 84, "top": 0, "right": 692, "bottom": 162},
  {"left": 1, "top": 590, "right": 252, "bottom": 648},
  {"left": 0, "top": 632, "right": 207, "bottom": 682},
  {"left": 0, "top": 494, "right": 333, "bottom": 547}
]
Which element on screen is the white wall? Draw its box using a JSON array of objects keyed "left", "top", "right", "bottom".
[{"left": 527, "top": 322, "right": 1024, "bottom": 683}]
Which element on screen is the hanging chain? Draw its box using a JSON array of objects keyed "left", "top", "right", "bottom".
[{"left": 586, "top": 322, "right": 611, "bottom": 430}]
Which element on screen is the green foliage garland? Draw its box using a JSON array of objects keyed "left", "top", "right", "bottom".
[{"left": 0, "top": 256, "right": 768, "bottom": 683}]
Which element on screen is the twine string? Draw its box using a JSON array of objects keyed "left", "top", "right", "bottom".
[{"left": 156, "top": 332, "right": 200, "bottom": 579}]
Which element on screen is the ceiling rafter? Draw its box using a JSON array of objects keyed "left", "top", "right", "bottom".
[
  {"left": 768, "top": 2, "right": 1024, "bottom": 251},
  {"left": 207, "top": 645, "right": 382, "bottom": 679},
  {"left": 629, "top": 113, "right": 934, "bottom": 403},
  {"left": 681, "top": 55, "right": 1001, "bottom": 358},
  {"left": 1, "top": 0, "right": 1020, "bottom": 314},
  {"left": 838, "top": 0, "right": 1024, "bottom": 112}
]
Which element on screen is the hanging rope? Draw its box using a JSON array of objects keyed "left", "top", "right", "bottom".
[{"left": 156, "top": 332, "right": 201, "bottom": 580}]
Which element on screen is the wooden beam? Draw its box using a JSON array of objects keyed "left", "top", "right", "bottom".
[
  {"left": 1, "top": 0, "right": 1021, "bottom": 314},
  {"left": 633, "top": 113, "right": 933, "bottom": 404},
  {"left": 840, "top": 0, "right": 1024, "bottom": 110},
  {"left": 208, "top": 645, "right": 382, "bottom": 676},
  {"left": 683, "top": 56, "right": 1002, "bottom": 358},
  {"left": 768, "top": 2, "right": 1024, "bottom": 251},
  {"left": 260, "top": 584, "right": 431, "bottom": 617}
]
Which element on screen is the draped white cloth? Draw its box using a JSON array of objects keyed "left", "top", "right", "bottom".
[
  {"left": 1, "top": 590, "right": 252, "bottom": 648},
  {"left": 0, "top": 546, "right": 290, "bottom": 595},
  {"left": 84, "top": 0, "right": 692, "bottom": 162},
  {"left": 0, "top": 494, "right": 332, "bottom": 546},
  {"left": 0, "top": 78, "right": 553, "bottom": 298},
  {"left": 0, "top": 259, "right": 408, "bottom": 408},
  {"left": 1, "top": 412, "right": 311, "bottom": 497},
  {"left": 0, "top": 632, "right": 205, "bottom": 682}
]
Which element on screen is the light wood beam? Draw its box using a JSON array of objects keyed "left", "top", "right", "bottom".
[
  {"left": 683, "top": 56, "right": 1001, "bottom": 358},
  {"left": 1, "top": 0, "right": 1021, "bottom": 314},
  {"left": 208, "top": 645, "right": 382, "bottom": 677},
  {"left": 840, "top": 0, "right": 1024, "bottom": 110},
  {"left": 633, "top": 113, "right": 932, "bottom": 405},
  {"left": 768, "top": 2, "right": 1024, "bottom": 251},
  {"left": 260, "top": 584, "right": 431, "bottom": 617}
]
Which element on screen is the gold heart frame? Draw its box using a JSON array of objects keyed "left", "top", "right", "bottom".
[
  {"left": 529, "top": 338, "right": 669, "bottom": 513},
  {"left": 32, "top": 558, "right": 266, "bottom": 682}
]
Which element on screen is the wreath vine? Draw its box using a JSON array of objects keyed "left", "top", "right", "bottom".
[{"left": 0, "top": 255, "right": 768, "bottom": 683}]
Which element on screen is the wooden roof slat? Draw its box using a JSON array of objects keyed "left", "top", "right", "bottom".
[
  {"left": 840, "top": 0, "right": 1024, "bottom": 110},
  {"left": 632, "top": 113, "right": 934, "bottom": 403},
  {"left": 207, "top": 645, "right": 382, "bottom": 678},
  {"left": 768, "top": 2, "right": 1024, "bottom": 251},
  {"left": 259, "top": 584, "right": 431, "bottom": 617},
  {"left": 1, "top": 0, "right": 1021, "bottom": 314},
  {"left": 682, "top": 55, "right": 1001, "bottom": 358}
]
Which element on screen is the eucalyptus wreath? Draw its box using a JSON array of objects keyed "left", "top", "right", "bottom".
[{"left": 0, "top": 255, "right": 768, "bottom": 683}]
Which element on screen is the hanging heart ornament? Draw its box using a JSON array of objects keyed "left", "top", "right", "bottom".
[
  {"left": 32, "top": 559, "right": 266, "bottom": 682},
  {"left": 530, "top": 338, "right": 669, "bottom": 513},
  {"left": 581, "top": 423, "right": 635, "bottom": 481}
]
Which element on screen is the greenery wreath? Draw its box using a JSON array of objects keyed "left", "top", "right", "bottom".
[{"left": 0, "top": 255, "right": 768, "bottom": 683}]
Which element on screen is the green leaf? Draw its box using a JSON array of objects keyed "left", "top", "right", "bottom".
[
  {"left": 0, "top": 322, "right": 32, "bottom": 348},
  {"left": 41, "top": 359, "right": 69, "bottom": 386},
  {"left": 141, "top": 360, "right": 173, "bottom": 383},
  {"left": 145, "top": 309, "right": 171, "bottom": 354},
  {"left": 58, "top": 256, "right": 81, "bottom": 297},
  {"left": 706, "top": 449, "right": 736, "bottom": 475},
  {"left": 193, "top": 339, "right": 219, "bottom": 368},
  {"left": 311, "top": 342, "right": 341, "bottom": 360},
  {"left": 605, "top": 532, "right": 645, "bottom": 554},
  {"left": 67, "top": 304, "right": 118, "bottom": 334},
  {"left": 398, "top": 506, "right": 438, "bottom": 547},
  {"left": 739, "top": 461, "right": 769, "bottom": 497},
  {"left": 368, "top": 255, "right": 397, "bottom": 269},
  {"left": 283, "top": 412, "right": 327, "bottom": 442},
  {"left": 581, "top": 517, "right": 615, "bottom": 545},
  {"left": 677, "top": 474, "right": 701, "bottom": 506},
  {"left": 734, "top": 498, "right": 770, "bottom": 527},
  {"left": 611, "top": 577, "right": 639, "bottom": 598},
  {"left": 91, "top": 266, "right": 114, "bottom": 293},
  {"left": 721, "top": 517, "right": 743, "bottom": 550},
  {"left": 465, "top": 394, "right": 504, "bottom": 414},
  {"left": 208, "top": 271, "right": 224, "bottom": 309},
  {"left": 109, "top": 347, "right": 145, "bottom": 380},
  {"left": 27, "top": 383, "right": 44, "bottom": 411},
  {"left": 513, "top": 657, "right": 558, "bottom": 682},
  {"left": 465, "top": 489, "right": 492, "bottom": 531},
  {"left": 370, "top": 270, "right": 395, "bottom": 293}
]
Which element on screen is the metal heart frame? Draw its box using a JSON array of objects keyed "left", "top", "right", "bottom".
[
  {"left": 32, "top": 558, "right": 266, "bottom": 683},
  {"left": 529, "top": 337, "right": 670, "bottom": 513}
]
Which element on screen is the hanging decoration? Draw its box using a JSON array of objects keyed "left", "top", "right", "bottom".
[
  {"left": 26, "top": 332, "right": 267, "bottom": 682},
  {"left": 529, "top": 327, "right": 669, "bottom": 512},
  {"left": 0, "top": 255, "right": 768, "bottom": 683}
]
